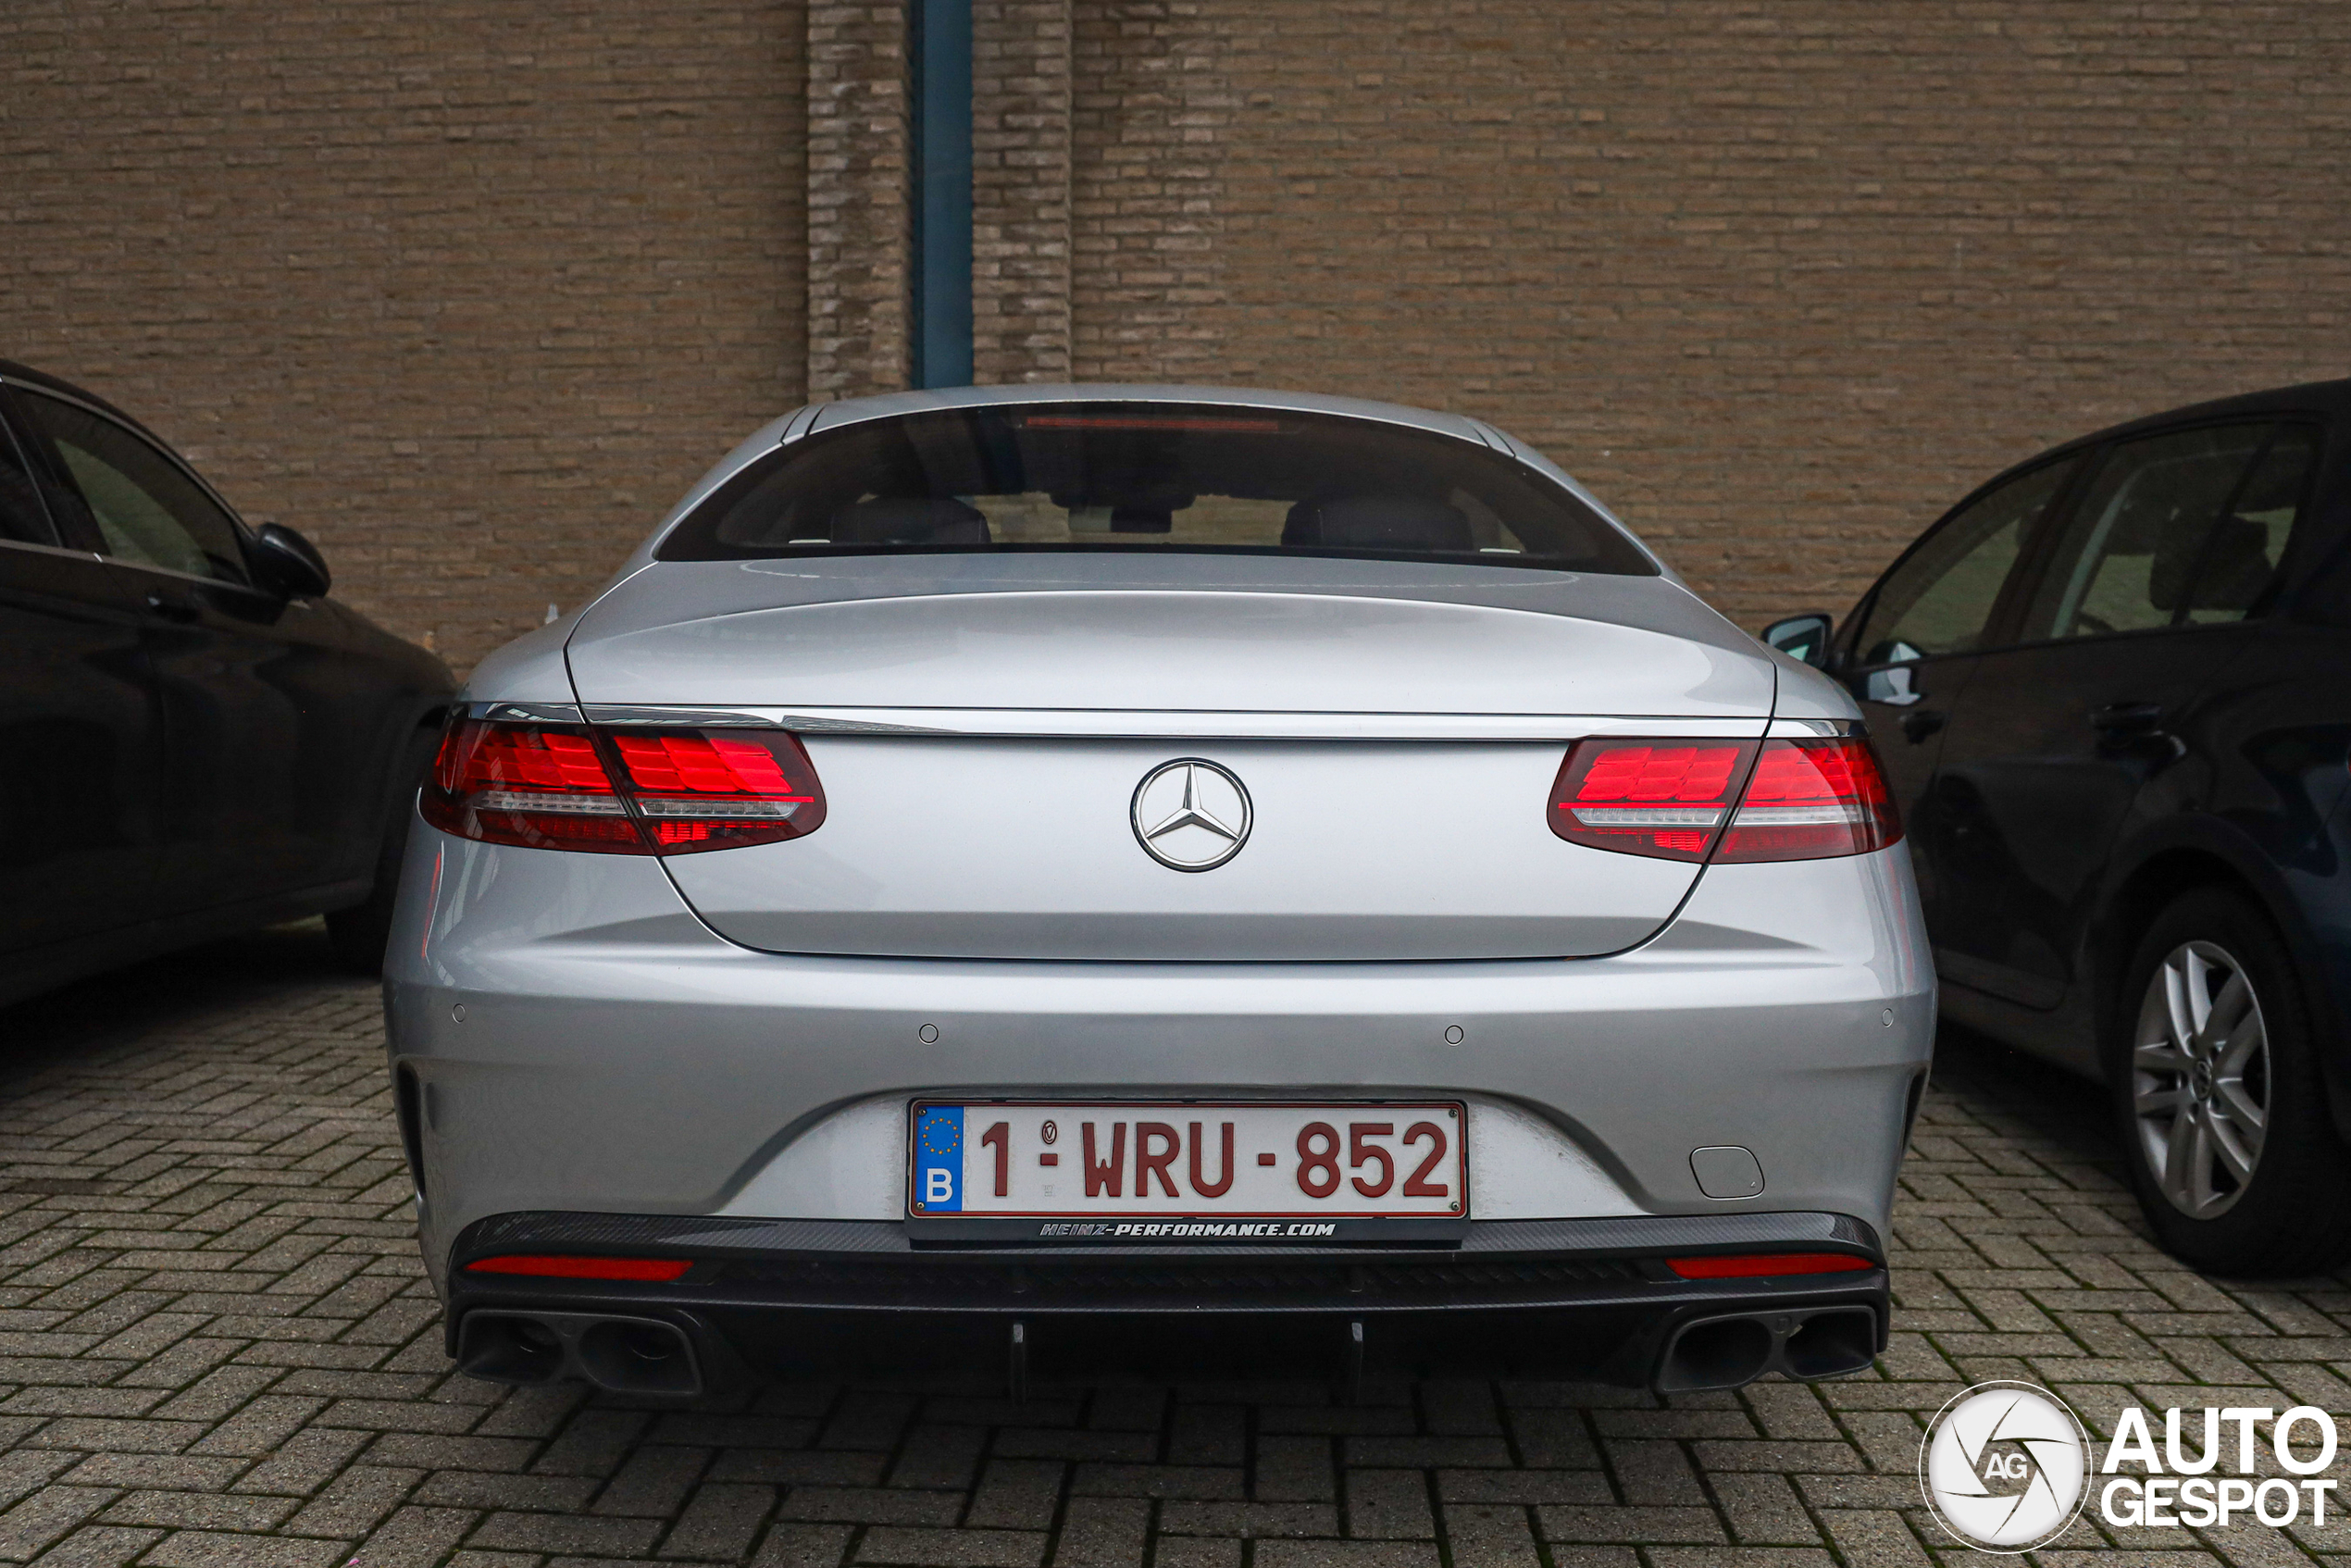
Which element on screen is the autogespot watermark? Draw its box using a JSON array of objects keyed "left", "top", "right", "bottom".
[
  {"left": 1920, "top": 1380, "right": 2341, "bottom": 1552},
  {"left": 1920, "top": 1382, "right": 2092, "bottom": 1550}
]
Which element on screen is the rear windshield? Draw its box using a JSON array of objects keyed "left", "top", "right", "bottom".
[{"left": 657, "top": 403, "right": 1654, "bottom": 574}]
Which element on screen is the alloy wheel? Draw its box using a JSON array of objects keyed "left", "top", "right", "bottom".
[{"left": 2131, "top": 940, "right": 2270, "bottom": 1218}]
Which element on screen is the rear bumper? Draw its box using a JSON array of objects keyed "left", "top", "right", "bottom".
[
  {"left": 386, "top": 820, "right": 1934, "bottom": 1319},
  {"left": 446, "top": 1209, "right": 1889, "bottom": 1392}
]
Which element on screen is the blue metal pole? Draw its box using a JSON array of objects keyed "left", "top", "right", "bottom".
[{"left": 909, "top": 0, "right": 974, "bottom": 389}]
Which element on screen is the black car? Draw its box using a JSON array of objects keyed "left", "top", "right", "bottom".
[
  {"left": 1767, "top": 380, "right": 2351, "bottom": 1275},
  {"left": 0, "top": 360, "right": 454, "bottom": 1004}
]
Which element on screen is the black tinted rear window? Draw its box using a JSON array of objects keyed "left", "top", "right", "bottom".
[{"left": 658, "top": 403, "right": 1654, "bottom": 574}]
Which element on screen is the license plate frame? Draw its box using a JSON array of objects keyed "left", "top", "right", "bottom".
[{"left": 905, "top": 1099, "right": 1470, "bottom": 1241}]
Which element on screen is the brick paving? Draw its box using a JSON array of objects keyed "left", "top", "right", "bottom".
[{"left": 0, "top": 924, "right": 2347, "bottom": 1566}]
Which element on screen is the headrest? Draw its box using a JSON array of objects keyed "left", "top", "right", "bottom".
[
  {"left": 829, "top": 496, "right": 991, "bottom": 546},
  {"left": 1282, "top": 494, "right": 1474, "bottom": 552},
  {"left": 2151, "top": 515, "right": 2273, "bottom": 612},
  {"left": 1108, "top": 504, "right": 1172, "bottom": 534}
]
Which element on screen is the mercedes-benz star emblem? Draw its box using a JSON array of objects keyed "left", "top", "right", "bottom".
[{"left": 1131, "top": 759, "right": 1252, "bottom": 871}]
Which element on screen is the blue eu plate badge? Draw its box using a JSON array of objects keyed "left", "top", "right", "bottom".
[{"left": 914, "top": 1105, "right": 963, "bottom": 1212}]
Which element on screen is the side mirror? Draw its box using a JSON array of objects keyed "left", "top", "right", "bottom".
[
  {"left": 1760, "top": 612, "right": 1835, "bottom": 668},
  {"left": 251, "top": 523, "right": 332, "bottom": 599}
]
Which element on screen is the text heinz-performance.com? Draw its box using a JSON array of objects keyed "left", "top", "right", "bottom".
[{"left": 1035, "top": 1221, "right": 1340, "bottom": 1238}]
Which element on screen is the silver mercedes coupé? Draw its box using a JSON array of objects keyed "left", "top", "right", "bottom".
[{"left": 384, "top": 385, "right": 1933, "bottom": 1398}]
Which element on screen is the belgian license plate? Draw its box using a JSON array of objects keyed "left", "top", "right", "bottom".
[{"left": 907, "top": 1101, "right": 1468, "bottom": 1221}]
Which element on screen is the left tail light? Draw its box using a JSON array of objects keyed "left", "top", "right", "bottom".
[
  {"left": 420, "top": 719, "right": 826, "bottom": 854},
  {"left": 1548, "top": 735, "right": 1898, "bottom": 863},
  {"left": 604, "top": 730, "right": 827, "bottom": 850}
]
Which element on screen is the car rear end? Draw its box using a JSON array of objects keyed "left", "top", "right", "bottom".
[{"left": 384, "top": 389, "right": 1932, "bottom": 1395}]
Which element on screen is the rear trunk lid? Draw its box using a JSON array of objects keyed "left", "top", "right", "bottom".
[{"left": 563, "top": 557, "right": 1776, "bottom": 961}]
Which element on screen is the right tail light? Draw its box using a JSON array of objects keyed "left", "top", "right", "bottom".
[
  {"left": 1548, "top": 736, "right": 1898, "bottom": 864},
  {"left": 421, "top": 718, "right": 826, "bottom": 854},
  {"left": 1716, "top": 737, "right": 1900, "bottom": 863}
]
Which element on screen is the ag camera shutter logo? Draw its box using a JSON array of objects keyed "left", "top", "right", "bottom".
[{"left": 1920, "top": 1381, "right": 2091, "bottom": 1551}]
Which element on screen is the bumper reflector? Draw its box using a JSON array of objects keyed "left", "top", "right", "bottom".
[
  {"left": 1664, "top": 1252, "right": 1875, "bottom": 1279},
  {"left": 464, "top": 1255, "right": 693, "bottom": 1282}
]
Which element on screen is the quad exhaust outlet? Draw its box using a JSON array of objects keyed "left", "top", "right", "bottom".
[
  {"left": 457, "top": 1311, "right": 703, "bottom": 1397},
  {"left": 1654, "top": 1306, "right": 1878, "bottom": 1392}
]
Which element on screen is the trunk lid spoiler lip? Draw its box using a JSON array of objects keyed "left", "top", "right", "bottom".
[
  {"left": 558, "top": 580, "right": 1781, "bottom": 724},
  {"left": 570, "top": 704, "right": 1781, "bottom": 742},
  {"left": 570, "top": 572, "right": 1764, "bottom": 660},
  {"left": 454, "top": 700, "right": 1846, "bottom": 743}
]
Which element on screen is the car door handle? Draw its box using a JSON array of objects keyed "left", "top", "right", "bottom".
[
  {"left": 2091, "top": 702, "right": 2166, "bottom": 736},
  {"left": 143, "top": 591, "right": 202, "bottom": 624},
  {"left": 1899, "top": 709, "right": 1946, "bottom": 744}
]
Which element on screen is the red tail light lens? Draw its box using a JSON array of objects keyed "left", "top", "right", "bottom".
[
  {"left": 1716, "top": 738, "right": 1900, "bottom": 863},
  {"left": 1548, "top": 740, "right": 1757, "bottom": 861},
  {"left": 421, "top": 720, "right": 643, "bottom": 852},
  {"left": 605, "top": 730, "right": 826, "bottom": 850},
  {"left": 421, "top": 720, "right": 827, "bottom": 855},
  {"left": 1549, "top": 735, "right": 1899, "bottom": 863}
]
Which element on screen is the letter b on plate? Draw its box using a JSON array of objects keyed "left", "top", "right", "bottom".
[{"left": 914, "top": 1105, "right": 963, "bottom": 1212}]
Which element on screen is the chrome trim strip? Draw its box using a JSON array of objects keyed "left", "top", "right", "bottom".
[
  {"left": 105, "top": 558, "right": 268, "bottom": 596},
  {"left": 464, "top": 701, "right": 587, "bottom": 725},
  {"left": 757, "top": 715, "right": 957, "bottom": 735},
  {"left": 578, "top": 705, "right": 1769, "bottom": 741},
  {"left": 582, "top": 704, "right": 830, "bottom": 729},
  {"left": 1765, "top": 717, "right": 1862, "bottom": 739},
  {"left": 0, "top": 537, "right": 100, "bottom": 564}
]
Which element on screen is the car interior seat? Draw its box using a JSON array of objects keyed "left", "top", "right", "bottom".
[
  {"left": 829, "top": 496, "right": 992, "bottom": 546},
  {"left": 2152, "top": 514, "right": 2275, "bottom": 614},
  {"left": 1281, "top": 495, "right": 1474, "bottom": 551}
]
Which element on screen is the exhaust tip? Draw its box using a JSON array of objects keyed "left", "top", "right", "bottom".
[
  {"left": 578, "top": 1318, "right": 702, "bottom": 1397},
  {"left": 1653, "top": 1306, "right": 1883, "bottom": 1392},
  {"left": 1782, "top": 1308, "right": 1876, "bottom": 1380},
  {"left": 1657, "top": 1315, "right": 1774, "bottom": 1392},
  {"left": 455, "top": 1311, "right": 706, "bottom": 1397},
  {"left": 457, "top": 1313, "right": 566, "bottom": 1386}
]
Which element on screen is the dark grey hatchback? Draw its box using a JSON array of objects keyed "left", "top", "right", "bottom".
[
  {"left": 1770, "top": 379, "right": 2351, "bottom": 1276},
  {"left": 0, "top": 360, "right": 454, "bottom": 1005}
]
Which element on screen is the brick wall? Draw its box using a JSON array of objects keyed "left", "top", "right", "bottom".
[
  {"left": 807, "top": 2, "right": 911, "bottom": 401},
  {"left": 1070, "top": 3, "right": 1234, "bottom": 381},
  {"left": 9, "top": 1, "right": 2351, "bottom": 669},
  {"left": 1066, "top": 0, "right": 2351, "bottom": 629},
  {"left": 1, "top": 0, "right": 807, "bottom": 674},
  {"left": 972, "top": 1, "right": 1075, "bottom": 383}
]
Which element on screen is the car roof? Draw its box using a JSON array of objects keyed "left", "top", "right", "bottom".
[
  {"left": 0, "top": 359, "right": 194, "bottom": 469},
  {"left": 2044, "top": 376, "right": 2351, "bottom": 458},
  {"left": 0, "top": 358, "right": 167, "bottom": 445},
  {"left": 1915, "top": 376, "right": 2351, "bottom": 541},
  {"left": 802, "top": 382, "right": 1503, "bottom": 447}
]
